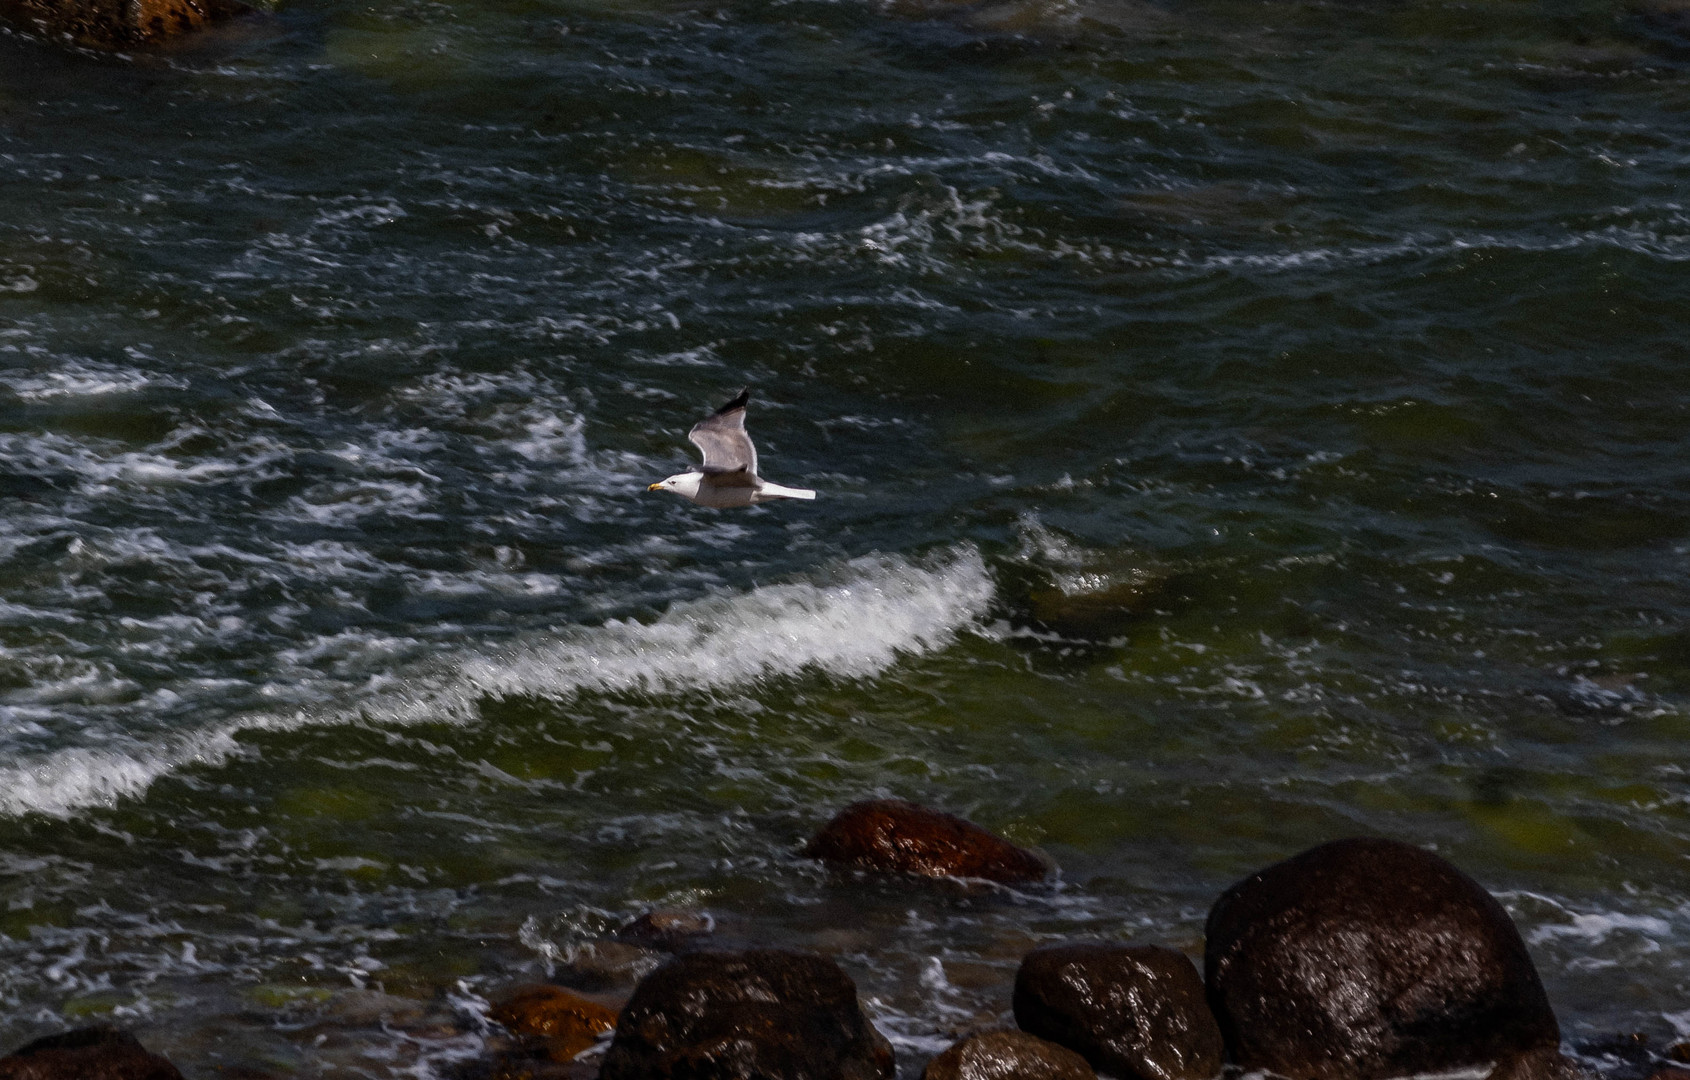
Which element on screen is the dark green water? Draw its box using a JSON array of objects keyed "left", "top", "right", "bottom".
[{"left": 1, "top": 0, "right": 1689, "bottom": 1071}]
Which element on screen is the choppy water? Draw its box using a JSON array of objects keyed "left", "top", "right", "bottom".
[{"left": 2, "top": 0, "right": 1690, "bottom": 1071}]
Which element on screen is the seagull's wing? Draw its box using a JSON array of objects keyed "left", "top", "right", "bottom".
[
  {"left": 687, "top": 389, "right": 758, "bottom": 475},
  {"left": 699, "top": 465, "right": 759, "bottom": 488}
]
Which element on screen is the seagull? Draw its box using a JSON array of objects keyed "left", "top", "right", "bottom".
[{"left": 647, "top": 389, "right": 817, "bottom": 508}]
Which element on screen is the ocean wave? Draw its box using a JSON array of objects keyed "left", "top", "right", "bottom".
[{"left": 0, "top": 546, "right": 994, "bottom": 819}]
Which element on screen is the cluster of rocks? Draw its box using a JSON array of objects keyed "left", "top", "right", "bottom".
[
  {"left": 8, "top": 801, "right": 1690, "bottom": 1080},
  {"left": 0, "top": 0, "right": 248, "bottom": 50}
]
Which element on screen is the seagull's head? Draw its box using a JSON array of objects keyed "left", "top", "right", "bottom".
[{"left": 647, "top": 471, "right": 703, "bottom": 499}]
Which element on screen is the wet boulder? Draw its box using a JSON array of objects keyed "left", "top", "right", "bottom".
[
  {"left": 1012, "top": 943, "right": 1222, "bottom": 1080},
  {"left": 1205, "top": 837, "right": 1561, "bottom": 1080},
  {"left": 921, "top": 1030, "right": 1095, "bottom": 1080},
  {"left": 598, "top": 948, "right": 894, "bottom": 1080},
  {"left": 804, "top": 800, "right": 1052, "bottom": 885},
  {"left": 0, "top": 0, "right": 250, "bottom": 48},
  {"left": 490, "top": 984, "right": 618, "bottom": 1061},
  {"left": 0, "top": 1027, "right": 183, "bottom": 1080}
]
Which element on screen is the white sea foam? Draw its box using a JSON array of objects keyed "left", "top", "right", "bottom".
[{"left": 0, "top": 546, "right": 994, "bottom": 819}]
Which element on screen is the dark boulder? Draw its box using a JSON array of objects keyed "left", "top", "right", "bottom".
[
  {"left": 1205, "top": 837, "right": 1561, "bottom": 1080},
  {"left": 598, "top": 948, "right": 895, "bottom": 1080},
  {"left": 0, "top": 1027, "right": 183, "bottom": 1080},
  {"left": 921, "top": 1030, "right": 1095, "bottom": 1080},
  {"left": 0, "top": 0, "right": 249, "bottom": 48},
  {"left": 1012, "top": 943, "right": 1222, "bottom": 1080},
  {"left": 804, "top": 800, "right": 1052, "bottom": 885}
]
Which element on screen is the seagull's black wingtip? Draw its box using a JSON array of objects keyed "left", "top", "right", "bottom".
[{"left": 714, "top": 388, "right": 750, "bottom": 414}]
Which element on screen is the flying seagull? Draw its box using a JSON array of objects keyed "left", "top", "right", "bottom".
[{"left": 647, "top": 389, "right": 816, "bottom": 508}]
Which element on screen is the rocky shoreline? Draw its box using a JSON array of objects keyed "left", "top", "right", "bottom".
[{"left": 4, "top": 800, "right": 1687, "bottom": 1080}]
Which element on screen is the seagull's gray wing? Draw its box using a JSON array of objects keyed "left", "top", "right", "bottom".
[
  {"left": 687, "top": 389, "right": 758, "bottom": 475},
  {"left": 699, "top": 465, "right": 758, "bottom": 488}
]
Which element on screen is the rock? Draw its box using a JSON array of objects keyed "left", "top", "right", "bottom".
[
  {"left": 614, "top": 910, "right": 714, "bottom": 951},
  {"left": 1012, "top": 943, "right": 1222, "bottom": 1080},
  {"left": 323, "top": 989, "right": 430, "bottom": 1027},
  {"left": 1205, "top": 837, "right": 1560, "bottom": 1080},
  {"left": 804, "top": 800, "right": 1053, "bottom": 885},
  {"left": 0, "top": 0, "right": 249, "bottom": 48},
  {"left": 490, "top": 984, "right": 618, "bottom": 1061},
  {"left": 1484, "top": 1048, "right": 1595, "bottom": 1080},
  {"left": 0, "top": 1027, "right": 183, "bottom": 1080},
  {"left": 599, "top": 948, "right": 894, "bottom": 1080},
  {"left": 1672, "top": 1043, "right": 1690, "bottom": 1064},
  {"left": 552, "top": 939, "right": 663, "bottom": 991},
  {"left": 921, "top": 1030, "right": 1095, "bottom": 1080}
]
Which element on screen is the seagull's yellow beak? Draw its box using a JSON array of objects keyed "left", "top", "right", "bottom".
[{"left": 647, "top": 482, "right": 663, "bottom": 491}]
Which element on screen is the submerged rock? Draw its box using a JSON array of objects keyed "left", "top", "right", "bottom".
[
  {"left": 599, "top": 948, "right": 894, "bottom": 1080},
  {"left": 1012, "top": 943, "right": 1222, "bottom": 1080},
  {"left": 804, "top": 799, "right": 1052, "bottom": 885},
  {"left": 490, "top": 984, "right": 618, "bottom": 1061},
  {"left": 0, "top": 0, "right": 249, "bottom": 48},
  {"left": 552, "top": 939, "right": 664, "bottom": 991},
  {"left": 921, "top": 1030, "right": 1095, "bottom": 1080},
  {"left": 1205, "top": 837, "right": 1560, "bottom": 1080},
  {"left": 614, "top": 909, "right": 714, "bottom": 951},
  {"left": 0, "top": 1027, "right": 183, "bottom": 1080}
]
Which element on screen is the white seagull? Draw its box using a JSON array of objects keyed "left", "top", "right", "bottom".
[{"left": 647, "top": 389, "right": 817, "bottom": 508}]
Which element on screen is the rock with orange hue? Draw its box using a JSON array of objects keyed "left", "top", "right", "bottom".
[
  {"left": 489, "top": 984, "right": 618, "bottom": 1061},
  {"left": 0, "top": 0, "right": 249, "bottom": 49},
  {"left": 804, "top": 800, "right": 1053, "bottom": 885},
  {"left": 0, "top": 1027, "right": 183, "bottom": 1080}
]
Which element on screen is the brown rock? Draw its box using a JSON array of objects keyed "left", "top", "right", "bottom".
[
  {"left": 614, "top": 910, "right": 714, "bottom": 951},
  {"left": 1672, "top": 1043, "right": 1690, "bottom": 1064},
  {"left": 0, "top": 0, "right": 249, "bottom": 48},
  {"left": 1205, "top": 837, "right": 1561, "bottom": 1080},
  {"left": 1485, "top": 1048, "right": 1595, "bottom": 1080},
  {"left": 0, "top": 1027, "right": 183, "bottom": 1080},
  {"left": 921, "top": 1030, "right": 1095, "bottom": 1080},
  {"left": 1012, "top": 943, "right": 1222, "bottom": 1080},
  {"left": 599, "top": 948, "right": 894, "bottom": 1080},
  {"left": 804, "top": 800, "right": 1052, "bottom": 885},
  {"left": 489, "top": 985, "right": 617, "bottom": 1061}
]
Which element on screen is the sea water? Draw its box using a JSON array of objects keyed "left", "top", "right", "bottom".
[{"left": 0, "top": 0, "right": 1689, "bottom": 1072}]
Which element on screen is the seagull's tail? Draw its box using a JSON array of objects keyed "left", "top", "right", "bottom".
[{"left": 759, "top": 483, "right": 817, "bottom": 501}]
